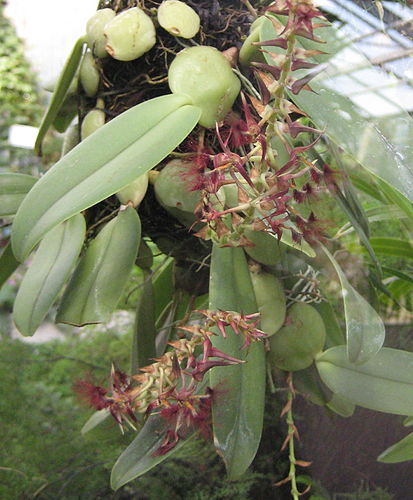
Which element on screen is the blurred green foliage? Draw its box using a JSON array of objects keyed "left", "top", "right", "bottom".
[
  {"left": 0, "top": 332, "right": 285, "bottom": 499},
  {"left": 0, "top": 3, "right": 42, "bottom": 128}
]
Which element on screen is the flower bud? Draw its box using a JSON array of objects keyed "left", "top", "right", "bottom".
[
  {"left": 157, "top": 0, "right": 200, "bottom": 39},
  {"left": 168, "top": 46, "right": 241, "bottom": 128},
  {"left": 86, "top": 8, "right": 116, "bottom": 58},
  {"left": 80, "top": 49, "right": 100, "bottom": 97},
  {"left": 104, "top": 7, "right": 156, "bottom": 62}
]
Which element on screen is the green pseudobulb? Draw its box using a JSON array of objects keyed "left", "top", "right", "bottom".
[
  {"left": 269, "top": 302, "right": 326, "bottom": 371},
  {"left": 154, "top": 159, "right": 201, "bottom": 225},
  {"left": 86, "top": 8, "right": 116, "bottom": 58},
  {"left": 168, "top": 46, "right": 241, "bottom": 128},
  {"left": 104, "top": 7, "right": 156, "bottom": 61},
  {"left": 157, "top": 0, "right": 200, "bottom": 39},
  {"left": 250, "top": 270, "right": 286, "bottom": 336}
]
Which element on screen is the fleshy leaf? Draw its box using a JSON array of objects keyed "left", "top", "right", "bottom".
[
  {"left": 56, "top": 207, "right": 141, "bottom": 326},
  {"left": 12, "top": 94, "right": 201, "bottom": 262},
  {"left": 321, "top": 244, "right": 385, "bottom": 364},
  {"left": 378, "top": 432, "right": 413, "bottom": 464},
  {"left": 13, "top": 214, "right": 86, "bottom": 336},
  {"left": 35, "top": 36, "right": 85, "bottom": 154},
  {"left": 209, "top": 245, "right": 266, "bottom": 478},
  {"left": 0, "top": 173, "right": 37, "bottom": 216},
  {"left": 316, "top": 346, "right": 413, "bottom": 415},
  {"left": 111, "top": 412, "right": 192, "bottom": 490},
  {"left": 326, "top": 393, "right": 355, "bottom": 418}
]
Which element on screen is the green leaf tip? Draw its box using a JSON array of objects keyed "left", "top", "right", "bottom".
[
  {"left": 35, "top": 36, "right": 86, "bottom": 155},
  {"left": 12, "top": 94, "right": 200, "bottom": 262},
  {"left": 316, "top": 346, "right": 413, "bottom": 416}
]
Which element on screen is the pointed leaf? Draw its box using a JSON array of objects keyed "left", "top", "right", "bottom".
[
  {"left": 316, "top": 346, "right": 413, "bottom": 415},
  {"left": 12, "top": 94, "right": 201, "bottom": 261},
  {"left": 111, "top": 412, "right": 192, "bottom": 490},
  {"left": 404, "top": 416, "right": 413, "bottom": 427},
  {"left": 0, "top": 173, "right": 37, "bottom": 216},
  {"left": 35, "top": 36, "right": 85, "bottom": 154},
  {"left": 380, "top": 266, "right": 413, "bottom": 286},
  {"left": 321, "top": 244, "right": 385, "bottom": 364},
  {"left": 81, "top": 409, "right": 110, "bottom": 435},
  {"left": 209, "top": 245, "right": 266, "bottom": 478},
  {"left": 56, "top": 207, "right": 141, "bottom": 326},
  {"left": 13, "top": 214, "right": 86, "bottom": 336},
  {"left": 0, "top": 242, "right": 20, "bottom": 290},
  {"left": 378, "top": 432, "right": 413, "bottom": 464}
]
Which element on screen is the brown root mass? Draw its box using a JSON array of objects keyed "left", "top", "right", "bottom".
[{"left": 85, "top": 1, "right": 259, "bottom": 282}]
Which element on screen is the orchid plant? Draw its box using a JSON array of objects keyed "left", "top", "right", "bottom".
[{"left": 1, "top": 0, "right": 413, "bottom": 497}]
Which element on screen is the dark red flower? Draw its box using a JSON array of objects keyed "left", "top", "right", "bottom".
[{"left": 73, "top": 379, "right": 109, "bottom": 411}]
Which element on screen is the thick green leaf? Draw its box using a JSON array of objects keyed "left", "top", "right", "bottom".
[
  {"left": 35, "top": 36, "right": 85, "bottom": 154},
  {"left": 111, "top": 411, "right": 192, "bottom": 490},
  {"left": 0, "top": 173, "right": 37, "bottom": 216},
  {"left": 132, "top": 272, "right": 157, "bottom": 373},
  {"left": 12, "top": 94, "right": 201, "bottom": 261},
  {"left": 260, "top": 18, "right": 413, "bottom": 203},
  {"left": 293, "top": 364, "right": 332, "bottom": 406},
  {"left": 0, "top": 242, "right": 20, "bottom": 290},
  {"left": 378, "top": 432, "right": 413, "bottom": 463},
  {"left": 56, "top": 207, "right": 141, "bottom": 326},
  {"left": 13, "top": 214, "right": 86, "bottom": 336},
  {"left": 326, "top": 393, "right": 355, "bottom": 418},
  {"left": 209, "top": 245, "right": 266, "bottom": 478},
  {"left": 316, "top": 346, "right": 413, "bottom": 415},
  {"left": 321, "top": 245, "right": 385, "bottom": 364}
]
